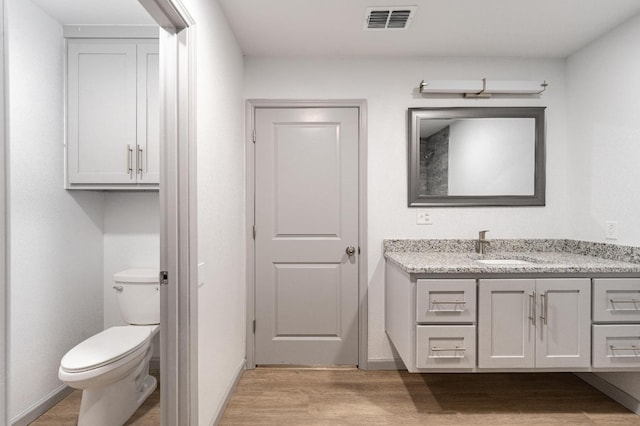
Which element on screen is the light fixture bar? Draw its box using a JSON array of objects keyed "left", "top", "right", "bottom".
[{"left": 419, "top": 79, "right": 548, "bottom": 97}]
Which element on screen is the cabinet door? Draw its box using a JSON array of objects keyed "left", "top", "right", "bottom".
[
  {"left": 535, "top": 279, "right": 591, "bottom": 368},
  {"left": 67, "top": 41, "right": 137, "bottom": 184},
  {"left": 136, "top": 42, "right": 159, "bottom": 184},
  {"left": 478, "top": 279, "right": 536, "bottom": 368}
]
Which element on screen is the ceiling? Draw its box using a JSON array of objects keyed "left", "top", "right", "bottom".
[
  {"left": 26, "top": 0, "right": 640, "bottom": 58},
  {"left": 217, "top": 0, "right": 640, "bottom": 58},
  {"left": 30, "top": 0, "right": 156, "bottom": 25}
]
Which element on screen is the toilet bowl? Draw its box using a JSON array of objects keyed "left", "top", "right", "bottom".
[{"left": 58, "top": 268, "right": 160, "bottom": 426}]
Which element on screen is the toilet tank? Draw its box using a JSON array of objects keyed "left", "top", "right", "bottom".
[{"left": 113, "top": 268, "right": 160, "bottom": 325}]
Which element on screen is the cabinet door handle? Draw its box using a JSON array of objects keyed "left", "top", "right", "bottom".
[
  {"left": 127, "top": 144, "right": 133, "bottom": 175},
  {"left": 137, "top": 146, "right": 143, "bottom": 174},
  {"left": 529, "top": 292, "right": 536, "bottom": 326},
  {"left": 540, "top": 292, "right": 548, "bottom": 325}
]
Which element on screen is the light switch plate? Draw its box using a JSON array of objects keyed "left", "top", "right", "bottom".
[
  {"left": 605, "top": 221, "right": 618, "bottom": 240},
  {"left": 416, "top": 209, "right": 433, "bottom": 225}
]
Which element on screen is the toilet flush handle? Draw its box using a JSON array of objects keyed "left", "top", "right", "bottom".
[{"left": 113, "top": 285, "right": 123, "bottom": 292}]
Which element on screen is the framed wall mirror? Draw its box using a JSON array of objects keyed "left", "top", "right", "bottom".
[{"left": 408, "top": 107, "right": 546, "bottom": 207}]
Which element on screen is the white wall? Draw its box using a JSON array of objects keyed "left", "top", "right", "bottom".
[
  {"left": 245, "top": 56, "right": 568, "bottom": 361},
  {"left": 567, "top": 13, "right": 640, "bottom": 246},
  {"left": 103, "top": 192, "right": 159, "bottom": 328},
  {"left": 567, "top": 12, "right": 640, "bottom": 402},
  {"left": 7, "top": 0, "right": 104, "bottom": 420},
  {"left": 180, "top": 0, "right": 246, "bottom": 424}
]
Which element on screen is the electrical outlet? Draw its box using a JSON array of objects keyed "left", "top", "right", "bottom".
[
  {"left": 416, "top": 210, "right": 433, "bottom": 225},
  {"left": 605, "top": 221, "right": 618, "bottom": 240}
]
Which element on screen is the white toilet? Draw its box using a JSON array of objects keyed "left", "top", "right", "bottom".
[{"left": 59, "top": 268, "right": 160, "bottom": 426}]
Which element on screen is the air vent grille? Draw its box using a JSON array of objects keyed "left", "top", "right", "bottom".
[{"left": 364, "top": 6, "right": 416, "bottom": 30}]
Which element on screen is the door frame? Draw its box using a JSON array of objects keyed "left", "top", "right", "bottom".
[
  {"left": 245, "top": 100, "right": 368, "bottom": 369},
  {"left": 138, "top": 1, "right": 198, "bottom": 424},
  {"left": 1, "top": 0, "right": 7, "bottom": 422}
]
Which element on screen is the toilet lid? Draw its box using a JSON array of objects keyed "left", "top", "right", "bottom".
[{"left": 60, "top": 326, "right": 153, "bottom": 373}]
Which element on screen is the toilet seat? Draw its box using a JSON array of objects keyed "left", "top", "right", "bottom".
[{"left": 61, "top": 326, "right": 156, "bottom": 373}]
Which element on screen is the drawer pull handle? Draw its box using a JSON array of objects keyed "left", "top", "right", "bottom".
[
  {"left": 429, "top": 346, "right": 466, "bottom": 359},
  {"left": 610, "top": 299, "right": 640, "bottom": 310},
  {"left": 429, "top": 300, "right": 466, "bottom": 312},
  {"left": 609, "top": 345, "right": 640, "bottom": 357}
]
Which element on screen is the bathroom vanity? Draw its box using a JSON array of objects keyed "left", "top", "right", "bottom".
[{"left": 385, "top": 239, "right": 640, "bottom": 373}]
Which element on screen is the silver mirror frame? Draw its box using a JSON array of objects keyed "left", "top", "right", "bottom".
[{"left": 408, "top": 106, "right": 546, "bottom": 207}]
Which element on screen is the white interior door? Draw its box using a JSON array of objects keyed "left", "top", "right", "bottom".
[{"left": 254, "top": 107, "right": 359, "bottom": 365}]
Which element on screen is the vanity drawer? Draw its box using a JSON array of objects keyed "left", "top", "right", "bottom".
[
  {"left": 416, "top": 325, "right": 476, "bottom": 369},
  {"left": 416, "top": 279, "right": 476, "bottom": 323},
  {"left": 593, "top": 324, "right": 640, "bottom": 368},
  {"left": 593, "top": 279, "right": 640, "bottom": 322}
]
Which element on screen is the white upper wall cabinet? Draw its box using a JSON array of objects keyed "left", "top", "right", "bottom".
[{"left": 66, "top": 38, "right": 159, "bottom": 190}]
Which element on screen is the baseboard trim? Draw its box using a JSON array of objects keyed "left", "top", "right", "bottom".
[
  {"left": 366, "top": 358, "right": 406, "bottom": 371},
  {"left": 11, "top": 384, "right": 73, "bottom": 426},
  {"left": 575, "top": 373, "right": 640, "bottom": 415},
  {"left": 212, "top": 358, "right": 246, "bottom": 426}
]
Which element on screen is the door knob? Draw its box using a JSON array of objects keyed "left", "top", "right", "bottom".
[{"left": 346, "top": 246, "right": 356, "bottom": 257}]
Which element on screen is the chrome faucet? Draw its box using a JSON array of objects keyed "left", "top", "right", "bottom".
[{"left": 477, "top": 230, "right": 490, "bottom": 254}]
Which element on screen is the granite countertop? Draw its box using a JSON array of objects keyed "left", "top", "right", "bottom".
[{"left": 383, "top": 239, "right": 640, "bottom": 275}]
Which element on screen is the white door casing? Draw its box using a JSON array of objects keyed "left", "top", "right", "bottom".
[
  {"left": 138, "top": 0, "right": 197, "bottom": 425},
  {"left": 254, "top": 107, "right": 360, "bottom": 365},
  {"left": 0, "top": 0, "right": 6, "bottom": 421}
]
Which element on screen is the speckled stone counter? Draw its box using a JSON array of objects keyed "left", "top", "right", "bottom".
[{"left": 383, "top": 239, "right": 640, "bottom": 275}]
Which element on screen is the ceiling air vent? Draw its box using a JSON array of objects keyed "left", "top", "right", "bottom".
[{"left": 364, "top": 6, "right": 417, "bottom": 30}]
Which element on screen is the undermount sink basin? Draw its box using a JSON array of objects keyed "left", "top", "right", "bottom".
[{"left": 476, "top": 259, "right": 534, "bottom": 266}]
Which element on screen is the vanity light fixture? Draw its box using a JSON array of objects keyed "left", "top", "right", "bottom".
[{"left": 419, "top": 78, "right": 548, "bottom": 98}]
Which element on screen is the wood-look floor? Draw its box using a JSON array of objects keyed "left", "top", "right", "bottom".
[
  {"left": 30, "top": 370, "right": 160, "bottom": 425},
  {"left": 32, "top": 368, "right": 640, "bottom": 425},
  {"left": 220, "top": 368, "right": 640, "bottom": 425}
]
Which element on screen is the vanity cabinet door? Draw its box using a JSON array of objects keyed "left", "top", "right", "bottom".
[
  {"left": 535, "top": 279, "right": 591, "bottom": 368},
  {"left": 416, "top": 279, "right": 476, "bottom": 323},
  {"left": 478, "top": 279, "right": 536, "bottom": 368}
]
